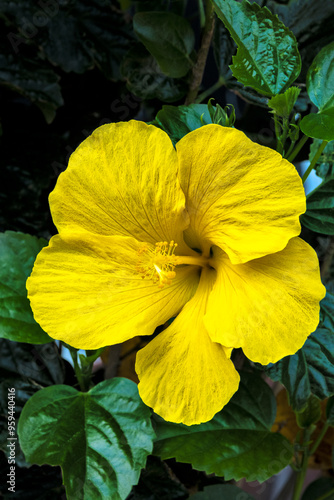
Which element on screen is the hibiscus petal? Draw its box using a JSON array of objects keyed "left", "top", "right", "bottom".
[
  {"left": 50, "top": 121, "right": 189, "bottom": 247},
  {"left": 27, "top": 232, "right": 199, "bottom": 349},
  {"left": 136, "top": 269, "right": 240, "bottom": 425},
  {"left": 176, "top": 125, "right": 306, "bottom": 264},
  {"left": 204, "top": 237, "right": 326, "bottom": 365}
]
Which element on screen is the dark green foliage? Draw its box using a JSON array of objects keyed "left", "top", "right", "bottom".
[
  {"left": 1, "top": 1, "right": 334, "bottom": 498},
  {"left": 213, "top": 0, "right": 301, "bottom": 96},
  {"left": 0, "top": 44, "right": 63, "bottom": 123},
  {"left": 301, "top": 477, "right": 334, "bottom": 500},
  {"left": 301, "top": 177, "right": 334, "bottom": 235},
  {"left": 295, "top": 395, "right": 321, "bottom": 429},
  {"left": 152, "top": 104, "right": 213, "bottom": 144},
  {"left": 121, "top": 44, "right": 187, "bottom": 102},
  {"left": 268, "top": 87, "right": 301, "bottom": 119},
  {"left": 133, "top": 11, "right": 195, "bottom": 78},
  {"left": 0, "top": 232, "right": 50, "bottom": 344},
  {"left": 1, "top": 0, "right": 132, "bottom": 78},
  {"left": 266, "top": 326, "right": 334, "bottom": 411},
  {"left": 153, "top": 372, "right": 292, "bottom": 482},
  {"left": 311, "top": 139, "right": 334, "bottom": 180},
  {"left": 18, "top": 378, "right": 155, "bottom": 500},
  {"left": 300, "top": 41, "right": 334, "bottom": 141},
  {"left": 0, "top": 340, "right": 65, "bottom": 470}
]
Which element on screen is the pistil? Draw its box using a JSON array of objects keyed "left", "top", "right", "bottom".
[{"left": 175, "top": 255, "right": 210, "bottom": 267}]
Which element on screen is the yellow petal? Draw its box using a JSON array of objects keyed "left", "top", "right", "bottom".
[
  {"left": 136, "top": 269, "right": 240, "bottom": 425},
  {"left": 176, "top": 125, "right": 306, "bottom": 264},
  {"left": 204, "top": 237, "right": 326, "bottom": 365},
  {"left": 27, "top": 232, "right": 199, "bottom": 349},
  {"left": 50, "top": 121, "right": 189, "bottom": 248}
]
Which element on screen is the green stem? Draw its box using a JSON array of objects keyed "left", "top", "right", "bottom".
[
  {"left": 292, "top": 450, "right": 309, "bottom": 500},
  {"left": 274, "top": 115, "right": 283, "bottom": 153},
  {"left": 316, "top": 487, "right": 334, "bottom": 500},
  {"left": 309, "top": 422, "right": 329, "bottom": 456},
  {"left": 67, "top": 344, "right": 99, "bottom": 392},
  {"left": 280, "top": 117, "right": 290, "bottom": 155},
  {"left": 195, "top": 76, "right": 225, "bottom": 103},
  {"left": 287, "top": 134, "right": 309, "bottom": 163},
  {"left": 185, "top": 0, "right": 215, "bottom": 105},
  {"left": 292, "top": 426, "right": 315, "bottom": 500},
  {"left": 69, "top": 348, "right": 88, "bottom": 392},
  {"left": 302, "top": 140, "right": 328, "bottom": 183},
  {"left": 285, "top": 139, "right": 297, "bottom": 160},
  {"left": 292, "top": 421, "right": 329, "bottom": 500},
  {"left": 85, "top": 347, "right": 106, "bottom": 364}
]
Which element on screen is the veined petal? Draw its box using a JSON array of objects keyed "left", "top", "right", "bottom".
[
  {"left": 27, "top": 232, "right": 199, "bottom": 349},
  {"left": 204, "top": 237, "right": 326, "bottom": 365},
  {"left": 176, "top": 125, "right": 306, "bottom": 264},
  {"left": 136, "top": 269, "right": 240, "bottom": 425},
  {"left": 50, "top": 121, "right": 189, "bottom": 247}
]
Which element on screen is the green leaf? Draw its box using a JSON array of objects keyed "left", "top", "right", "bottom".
[
  {"left": 191, "top": 484, "right": 255, "bottom": 500},
  {"left": 268, "top": 87, "right": 301, "bottom": 118},
  {"left": 296, "top": 395, "right": 321, "bottom": 429},
  {"left": 152, "top": 372, "right": 293, "bottom": 483},
  {"left": 266, "top": 327, "right": 334, "bottom": 411},
  {"left": 121, "top": 44, "right": 187, "bottom": 102},
  {"left": 79, "top": 348, "right": 106, "bottom": 368},
  {"left": 301, "top": 176, "right": 334, "bottom": 235},
  {"left": 0, "top": 232, "right": 51, "bottom": 344},
  {"left": 152, "top": 104, "right": 213, "bottom": 145},
  {"left": 18, "top": 378, "right": 155, "bottom": 500},
  {"left": 321, "top": 291, "right": 334, "bottom": 331},
  {"left": 300, "top": 41, "right": 334, "bottom": 140},
  {"left": 310, "top": 139, "right": 334, "bottom": 180},
  {"left": 133, "top": 11, "right": 195, "bottom": 78},
  {"left": 213, "top": 0, "right": 301, "bottom": 96},
  {"left": 301, "top": 477, "right": 334, "bottom": 500},
  {"left": 257, "top": 0, "right": 334, "bottom": 82},
  {"left": 301, "top": 111, "right": 334, "bottom": 142},
  {"left": 213, "top": 22, "right": 269, "bottom": 108},
  {"left": 305, "top": 42, "right": 334, "bottom": 113}
]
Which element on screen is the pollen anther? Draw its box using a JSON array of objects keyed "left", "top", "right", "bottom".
[{"left": 137, "top": 240, "right": 178, "bottom": 287}]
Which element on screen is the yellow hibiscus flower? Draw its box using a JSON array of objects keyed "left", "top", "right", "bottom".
[{"left": 27, "top": 120, "right": 325, "bottom": 425}]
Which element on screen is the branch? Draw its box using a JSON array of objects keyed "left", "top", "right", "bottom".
[{"left": 185, "top": 0, "right": 215, "bottom": 105}]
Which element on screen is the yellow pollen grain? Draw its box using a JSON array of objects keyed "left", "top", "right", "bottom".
[
  {"left": 137, "top": 240, "right": 179, "bottom": 287},
  {"left": 136, "top": 240, "right": 209, "bottom": 287}
]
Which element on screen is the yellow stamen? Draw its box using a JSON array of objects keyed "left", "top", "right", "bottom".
[
  {"left": 137, "top": 240, "right": 178, "bottom": 287},
  {"left": 136, "top": 240, "right": 209, "bottom": 288}
]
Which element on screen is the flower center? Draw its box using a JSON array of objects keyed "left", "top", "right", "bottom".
[
  {"left": 137, "top": 241, "right": 178, "bottom": 288},
  {"left": 136, "top": 240, "right": 210, "bottom": 288}
]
